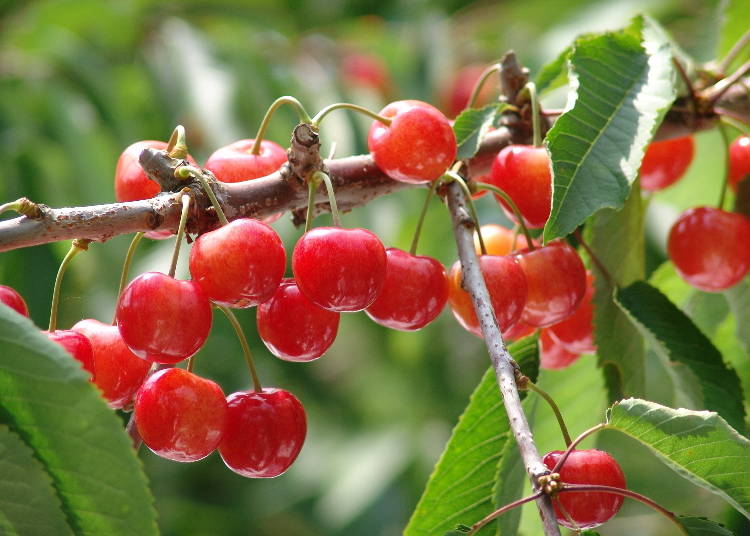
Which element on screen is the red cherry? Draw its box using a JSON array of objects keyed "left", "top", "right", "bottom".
[
  {"left": 135, "top": 368, "right": 227, "bottom": 462},
  {"left": 45, "top": 329, "right": 96, "bottom": 379},
  {"left": 539, "top": 329, "right": 581, "bottom": 370},
  {"left": 547, "top": 272, "right": 596, "bottom": 354},
  {"left": 292, "top": 227, "right": 387, "bottom": 312},
  {"left": 219, "top": 388, "right": 306, "bottom": 478},
  {"left": 667, "top": 206, "right": 750, "bottom": 292},
  {"left": 474, "top": 224, "right": 532, "bottom": 256},
  {"left": 204, "top": 139, "right": 287, "bottom": 183},
  {"left": 365, "top": 248, "right": 448, "bottom": 331},
  {"left": 504, "top": 321, "right": 536, "bottom": 342},
  {"left": 116, "top": 272, "right": 212, "bottom": 363},
  {"left": 368, "top": 100, "right": 457, "bottom": 184},
  {"left": 488, "top": 145, "right": 551, "bottom": 229},
  {"left": 447, "top": 255, "right": 528, "bottom": 338},
  {"left": 0, "top": 285, "right": 29, "bottom": 317},
  {"left": 341, "top": 52, "right": 391, "bottom": 94},
  {"left": 640, "top": 136, "right": 694, "bottom": 192},
  {"left": 543, "top": 449, "right": 626, "bottom": 529},
  {"left": 189, "top": 219, "right": 286, "bottom": 308},
  {"left": 441, "top": 64, "right": 496, "bottom": 118},
  {"left": 516, "top": 242, "right": 586, "bottom": 327},
  {"left": 257, "top": 279, "right": 339, "bottom": 362},
  {"left": 114, "top": 140, "right": 197, "bottom": 202},
  {"left": 71, "top": 319, "right": 151, "bottom": 409},
  {"left": 729, "top": 135, "right": 750, "bottom": 191}
]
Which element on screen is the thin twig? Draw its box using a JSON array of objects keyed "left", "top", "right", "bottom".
[
  {"left": 468, "top": 491, "right": 543, "bottom": 534},
  {"left": 719, "top": 28, "right": 750, "bottom": 73}
]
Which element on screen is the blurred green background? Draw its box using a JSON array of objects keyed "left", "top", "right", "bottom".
[{"left": 0, "top": 0, "right": 746, "bottom": 535}]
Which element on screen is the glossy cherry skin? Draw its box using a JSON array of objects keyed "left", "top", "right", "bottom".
[
  {"left": 45, "top": 330, "right": 96, "bottom": 380},
  {"left": 368, "top": 100, "right": 457, "bottom": 184},
  {"left": 474, "top": 224, "right": 532, "bottom": 256},
  {"left": 504, "top": 321, "right": 536, "bottom": 342},
  {"left": 115, "top": 140, "right": 197, "bottom": 202},
  {"left": 640, "top": 136, "right": 694, "bottom": 192},
  {"left": 729, "top": 135, "right": 750, "bottom": 191},
  {"left": 219, "top": 388, "right": 307, "bottom": 478},
  {"left": 257, "top": 279, "right": 339, "bottom": 362},
  {"left": 488, "top": 145, "right": 552, "bottom": 229},
  {"left": 189, "top": 218, "right": 286, "bottom": 308},
  {"left": 365, "top": 248, "right": 449, "bottom": 331},
  {"left": 516, "top": 242, "right": 587, "bottom": 327},
  {"left": 448, "top": 255, "right": 528, "bottom": 338},
  {"left": 116, "top": 272, "right": 212, "bottom": 363},
  {"left": 0, "top": 285, "right": 29, "bottom": 317},
  {"left": 71, "top": 319, "right": 151, "bottom": 409},
  {"left": 539, "top": 329, "right": 581, "bottom": 370},
  {"left": 543, "top": 449, "right": 626, "bottom": 529},
  {"left": 292, "top": 227, "right": 387, "bottom": 312},
  {"left": 667, "top": 206, "right": 750, "bottom": 292},
  {"left": 135, "top": 368, "right": 227, "bottom": 462},
  {"left": 205, "top": 139, "right": 287, "bottom": 183},
  {"left": 547, "top": 272, "right": 596, "bottom": 354}
]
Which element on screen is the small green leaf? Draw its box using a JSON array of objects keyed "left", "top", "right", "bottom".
[
  {"left": 678, "top": 516, "right": 735, "bottom": 535},
  {"left": 616, "top": 281, "right": 746, "bottom": 431},
  {"left": 607, "top": 398, "right": 750, "bottom": 519},
  {"left": 453, "top": 104, "right": 504, "bottom": 160},
  {"left": 535, "top": 45, "right": 571, "bottom": 94},
  {"left": 579, "top": 531, "right": 602, "bottom": 536}
]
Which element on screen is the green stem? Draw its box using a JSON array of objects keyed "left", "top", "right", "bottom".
[
  {"left": 250, "top": 96, "right": 312, "bottom": 155},
  {"left": 49, "top": 240, "right": 89, "bottom": 332},
  {"left": 313, "top": 171, "right": 342, "bottom": 227},
  {"left": 718, "top": 122, "right": 731, "bottom": 210},
  {"left": 175, "top": 165, "right": 229, "bottom": 226},
  {"left": 186, "top": 355, "right": 195, "bottom": 373},
  {"left": 719, "top": 113, "right": 750, "bottom": 133},
  {"left": 475, "top": 182, "right": 535, "bottom": 249},
  {"left": 467, "top": 491, "right": 542, "bottom": 535},
  {"left": 166, "top": 125, "right": 188, "bottom": 159},
  {"left": 525, "top": 380, "right": 572, "bottom": 446},
  {"left": 0, "top": 197, "right": 40, "bottom": 218},
  {"left": 409, "top": 179, "right": 441, "bottom": 255},
  {"left": 709, "top": 58, "right": 750, "bottom": 105},
  {"left": 216, "top": 305, "right": 262, "bottom": 392},
  {"left": 467, "top": 63, "right": 501, "bottom": 110},
  {"left": 311, "top": 102, "right": 391, "bottom": 128},
  {"left": 168, "top": 194, "right": 191, "bottom": 279},
  {"left": 525, "top": 82, "right": 542, "bottom": 147},
  {"left": 448, "top": 171, "right": 486, "bottom": 254},
  {"left": 719, "top": 28, "right": 750, "bottom": 73},
  {"left": 304, "top": 177, "right": 317, "bottom": 233},
  {"left": 554, "top": 498, "right": 580, "bottom": 531},
  {"left": 113, "top": 232, "right": 144, "bottom": 324},
  {"left": 550, "top": 423, "right": 607, "bottom": 474}
]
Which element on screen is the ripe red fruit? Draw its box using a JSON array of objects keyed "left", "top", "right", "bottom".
[
  {"left": 504, "top": 320, "right": 536, "bottom": 342},
  {"left": 257, "top": 279, "right": 340, "bottom": 362},
  {"left": 71, "top": 319, "right": 151, "bottom": 409},
  {"left": 441, "top": 64, "right": 496, "bottom": 118},
  {"left": 547, "top": 272, "right": 596, "bottom": 354},
  {"left": 115, "top": 140, "right": 197, "bottom": 202},
  {"left": 516, "top": 242, "right": 587, "bottom": 327},
  {"left": 474, "top": 224, "right": 532, "bottom": 256},
  {"left": 135, "top": 368, "right": 227, "bottom": 462},
  {"left": 219, "top": 388, "right": 307, "bottom": 478},
  {"left": 204, "top": 139, "right": 287, "bottom": 184},
  {"left": 292, "top": 227, "right": 387, "bottom": 312},
  {"left": 0, "top": 285, "right": 29, "bottom": 317},
  {"left": 667, "top": 206, "right": 750, "bottom": 292},
  {"left": 365, "top": 248, "right": 448, "bottom": 331},
  {"left": 189, "top": 218, "right": 286, "bottom": 308},
  {"left": 116, "top": 272, "right": 212, "bottom": 363},
  {"left": 488, "top": 145, "right": 552, "bottom": 229},
  {"left": 729, "top": 134, "right": 750, "bottom": 191},
  {"left": 45, "top": 329, "right": 96, "bottom": 379},
  {"left": 639, "top": 136, "right": 694, "bottom": 192},
  {"left": 341, "top": 52, "right": 391, "bottom": 94},
  {"left": 447, "top": 255, "right": 528, "bottom": 338},
  {"left": 539, "top": 329, "right": 581, "bottom": 370},
  {"left": 543, "top": 449, "right": 627, "bottom": 529},
  {"left": 368, "top": 100, "right": 457, "bottom": 184}
]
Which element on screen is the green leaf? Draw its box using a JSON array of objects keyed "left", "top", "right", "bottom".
[
  {"left": 0, "top": 424, "right": 74, "bottom": 536},
  {"left": 724, "top": 281, "right": 750, "bottom": 358},
  {"left": 0, "top": 307, "right": 158, "bottom": 536},
  {"left": 453, "top": 104, "right": 504, "bottom": 160},
  {"left": 616, "top": 281, "right": 746, "bottom": 432},
  {"left": 579, "top": 531, "right": 602, "bottom": 536},
  {"left": 405, "top": 336, "right": 539, "bottom": 535},
  {"left": 719, "top": 0, "right": 750, "bottom": 62},
  {"left": 607, "top": 398, "right": 750, "bottom": 519},
  {"left": 678, "top": 516, "right": 735, "bottom": 535},
  {"left": 535, "top": 45, "right": 571, "bottom": 94},
  {"left": 543, "top": 17, "right": 676, "bottom": 241}
]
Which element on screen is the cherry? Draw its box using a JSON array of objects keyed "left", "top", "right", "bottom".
[
  {"left": 667, "top": 206, "right": 750, "bottom": 292},
  {"left": 447, "top": 255, "right": 528, "bottom": 338},
  {"left": 547, "top": 272, "right": 596, "bottom": 354},
  {"left": 0, "top": 285, "right": 29, "bottom": 317},
  {"left": 341, "top": 52, "right": 391, "bottom": 95},
  {"left": 474, "top": 224, "right": 532, "bottom": 256},
  {"left": 504, "top": 320, "right": 536, "bottom": 342},
  {"left": 539, "top": 329, "right": 581, "bottom": 370},
  {"left": 45, "top": 330, "right": 96, "bottom": 379},
  {"left": 292, "top": 227, "right": 387, "bottom": 312},
  {"left": 488, "top": 145, "right": 551, "bottom": 229},
  {"left": 441, "top": 64, "right": 495, "bottom": 118},
  {"left": 543, "top": 449, "right": 626, "bottom": 529},
  {"left": 257, "top": 278, "right": 340, "bottom": 362},
  {"left": 204, "top": 139, "right": 287, "bottom": 183},
  {"left": 115, "top": 140, "right": 197, "bottom": 202},
  {"left": 516, "top": 242, "right": 587, "bottom": 327},
  {"left": 368, "top": 100, "right": 457, "bottom": 184},
  {"left": 134, "top": 368, "right": 227, "bottom": 462},
  {"left": 639, "top": 136, "right": 694, "bottom": 192},
  {"left": 365, "top": 248, "right": 448, "bottom": 331},
  {"left": 71, "top": 319, "right": 151, "bottom": 409},
  {"left": 219, "top": 388, "right": 306, "bottom": 478},
  {"left": 116, "top": 272, "right": 212, "bottom": 363},
  {"left": 189, "top": 218, "right": 286, "bottom": 308},
  {"left": 729, "top": 134, "right": 750, "bottom": 191}
]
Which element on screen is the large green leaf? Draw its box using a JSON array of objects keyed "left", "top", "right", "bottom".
[
  {"left": 616, "top": 281, "right": 745, "bottom": 432},
  {"left": 607, "top": 398, "right": 750, "bottom": 519},
  {"left": 453, "top": 104, "right": 505, "bottom": 160},
  {"left": 678, "top": 516, "right": 735, "bottom": 536},
  {"left": 405, "top": 336, "right": 539, "bottom": 535},
  {"left": 0, "top": 307, "right": 158, "bottom": 536},
  {"left": 543, "top": 17, "right": 676, "bottom": 241}
]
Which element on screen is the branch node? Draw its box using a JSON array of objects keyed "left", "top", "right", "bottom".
[{"left": 288, "top": 123, "right": 325, "bottom": 182}]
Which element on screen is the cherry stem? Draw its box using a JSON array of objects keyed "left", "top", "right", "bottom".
[
  {"left": 311, "top": 102, "right": 391, "bottom": 128},
  {"left": 550, "top": 422, "right": 607, "bottom": 474},
  {"left": 718, "top": 121, "right": 731, "bottom": 210},
  {"left": 409, "top": 179, "right": 441, "bottom": 255},
  {"left": 708, "top": 58, "right": 750, "bottom": 105},
  {"left": 573, "top": 229, "right": 614, "bottom": 287},
  {"left": 313, "top": 170, "right": 342, "bottom": 227},
  {"left": 718, "top": 112, "right": 750, "bottom": 133},
  {"left": 475, "top": 181, "right": 535, "bottom": 249},
  {"left": 0, "top": 197, "right": 40, "bottom": 218},
  {"left": 553, "top": 498, "right": 580, "bottom": 531},
  {"left": 168, "top": 193, "right": 191, "bottom": 279},
  {"left": 560, "top": 484, "right": 688, "bottom": 535},
  {"left": 719, "top": 28, "right": 750, "bottom": 73},
  {"left": 166, "top": 125, "right": 188, "bottom": 160},
  {"left": 672, "top": 58, "right": 698, "bottom": 125},
  {"left": 113, "top": 232, "right": 144, "bottom": 325},
  {"left": 186, "top": 355, "right": 195, "bottom": 373},
  {"left": 524, "top": 81, "right": 542, "bottom": 147},
  {"left": 48, "top": 239, "right": 89, "bottom": 332},
  {"left": 467, "top": 491, "right": 542, "bottom": 535},
  {"left": 523, "top": 379, "right": 572, "bottom": 447},
  {"left": 216, "top": 305, "right": 262, "bottom": 392},
  {"left": 175, "top": 165, "right": 229, "bottom": 226},
  {"left": 447, "top": 171, "right": 486, "bottom": 254},
  {"left": 250, "top": 96, "right": 312, "bottom": 155},
  {"left": 304, "top": 178, "right": 316, "bottom": 234},
  {"left": 467, "top": 63, "right": 501, "bottom": 110}
]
